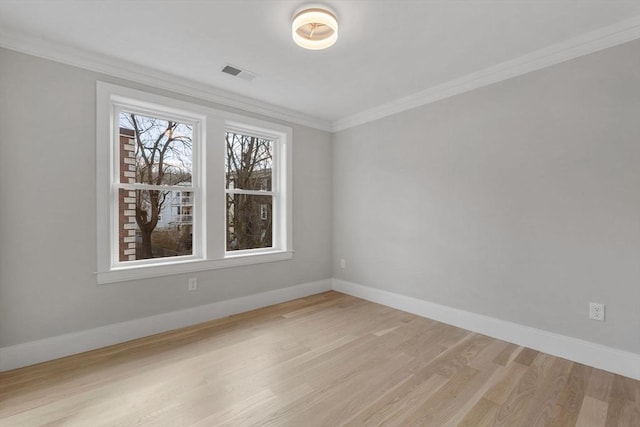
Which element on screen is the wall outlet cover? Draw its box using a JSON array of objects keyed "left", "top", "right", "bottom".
[{"left": 589, "top": 302, "right": 605, "bottom": 321}]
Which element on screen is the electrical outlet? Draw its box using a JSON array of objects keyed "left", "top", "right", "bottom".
[
  {"left": 589, "top": 302, "right": 604, "bottom": 321},
  {"left": 340, "top": 259, "right": 346, "bottom": 269},
  {"left": 188, "top": 278, "right": 198, "bottom": 291}
]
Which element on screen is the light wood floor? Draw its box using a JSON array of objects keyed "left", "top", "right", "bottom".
[{"left": 1, "top": 291, "right": 638, "bottom": 426}]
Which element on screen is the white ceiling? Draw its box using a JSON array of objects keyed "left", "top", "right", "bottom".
[{"left": 0, "top": 0, "right": 638, "bottom": 127}]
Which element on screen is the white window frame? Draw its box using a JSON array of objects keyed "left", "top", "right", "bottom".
[
  {"left": 110, "top": 99, "right": 204, "bottom": 269},
  {"left": 224, "top": 122, "right": 284, "bottom": 257},
  {"left": 97, "top": 82, "right": 293, "bottom": 284}
]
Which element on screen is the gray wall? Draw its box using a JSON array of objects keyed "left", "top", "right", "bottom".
[
  {"left": 0, "top": 48, "right": 333, "bottom": 347},
  {"left": 333, "top": 40, "right": 640, "bottom": 353},
  {"left": 1, "top": 40, "right": 638, "bottom": 355}
]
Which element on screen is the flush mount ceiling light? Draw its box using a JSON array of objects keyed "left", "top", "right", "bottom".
[{"left": 292, "top": 5, "right": 338, "bottom": 50}]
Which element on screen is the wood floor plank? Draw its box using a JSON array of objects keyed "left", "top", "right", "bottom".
[
  {"left": 264, "top": 350, "right": 413, "bottom": 426},
  {"left": 605, "top": 374, "right": 640, "bottom": 427},
  {"left": 586, "top": 368, "right": 615, "bottom": 402},
  {"left": 483, "top": 361, "right": 529, "bottom": 405},
  {"left": 514, "top": 347, "right": 540, "bottom": 366},
  {"left": 1, "top": 291, "right": 637, "bottom": 427},
  {"left": 455, "top": 397, "right": 500, "bottom": 427},
  {"left": 427, "top": 334, "right": 493, "bottom": 379},
  {"left": 443, "top": 340, "right": 518, "bottom": 426},
  {"left": 549, "top": 363, "right": 591, "bottom": 426},
  {"left": 390, "top": 365, "right": 481, "bottom": 426},
  {"left": 489, "top": 352, "right": 555, "bottom": 426},
  {"left": 492, "top": 342, "right": 521, "bottom": 367},
  {"left": 520, "top": 356, "right": 573, "bottom": 426},
  {"left": 576, "top": 396, "right": 609, "bottom": 427},
  {"left": 396, "top": 340, "right": 509, "bottom": 426},
  {"left": 340, "top": 373, "right": 449, "bottom": 426}
]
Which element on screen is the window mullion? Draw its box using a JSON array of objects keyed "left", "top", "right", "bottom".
[
  {"left": 225, "top": 189, "right": 274, "bottom": 196},
  {"left": 117, "top": 183, "right": 197, "bottom": 192}
]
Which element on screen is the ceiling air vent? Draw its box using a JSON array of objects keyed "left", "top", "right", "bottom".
[{"left": 221, "top": 64, "right": 257, "bottom": 82}]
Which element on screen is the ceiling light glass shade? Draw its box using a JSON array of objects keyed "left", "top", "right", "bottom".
[{"left": 292, "top": 7, "right": 338, "bottom": 50}]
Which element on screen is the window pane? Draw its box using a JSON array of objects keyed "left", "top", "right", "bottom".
[
  {"left": 226, "top": 194, "right": 272, "bottom": 251},
  {"left": 225, "top": 131, "right": 272, "bottom": 191},
  {"left": 119, "top": 112, "right": 193, "bottom": 185},
  {"left": 118, "top": 189, "right": 193, "bottom": 261}
]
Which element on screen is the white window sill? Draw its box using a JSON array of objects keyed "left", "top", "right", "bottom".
[{"left": 96, "top": 250, "right": 294, "bottom": 284}]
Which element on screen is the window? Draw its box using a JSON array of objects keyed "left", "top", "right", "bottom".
[
  {"left": 97, "top": 83, "right": 292, "bottom": 283},
  {"left": 225, "top": 129, "right": 274, "bottom": 252},
  {"left": 116, "top": 110, "right": 198, "bottom": 263}
]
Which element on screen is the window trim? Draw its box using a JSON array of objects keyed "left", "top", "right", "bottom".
[{"left": 96, "top": 82, "right": 293, "bottom": 284}]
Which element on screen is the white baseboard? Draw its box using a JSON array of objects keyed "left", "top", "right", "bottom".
[
  {"left": 4, "top": 277, "right": 637, "bottom": 380},
  {"left": 332, "top": 279, "right": 640, "bottom": 380},
  {"left": 0, "top": 279, "right": 332, "bottom": 372}
]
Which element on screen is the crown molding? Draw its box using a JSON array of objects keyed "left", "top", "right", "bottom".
[
  {"left": 1, "top": 15, "right": 638, "bottom": 135},
  {"left": 332, "top": 16, "right": 640, "bottom": 132},
  {"left": 0, "top": 29, "right": 333, "bottom": 132}
]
